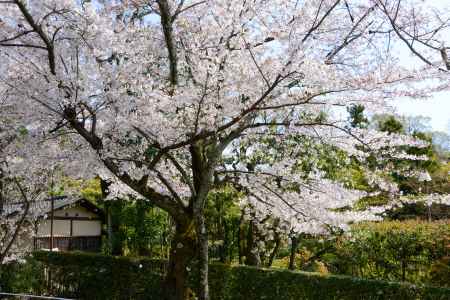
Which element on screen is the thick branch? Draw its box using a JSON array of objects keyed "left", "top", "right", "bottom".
[
  {"left": 63, "top": 107, "right": 188, "bottom": 222},
  {"left": 157, "top": 0, "right": 178, "bottom": 86},
  {"left": 14, "top": 0, "right": 56, "bottom": 75}
]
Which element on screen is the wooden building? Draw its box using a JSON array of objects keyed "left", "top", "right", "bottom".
[{"left": 32, "top": 198, "right": 104, "bottom": 252}]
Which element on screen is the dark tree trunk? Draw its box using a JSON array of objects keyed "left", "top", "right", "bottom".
[
  {"left": 245, "top": 220, "right": 261, "bottom": 267},
  {"left": 289, "top": 235, "right": 299, "bottom": 270},
  {"left": 106, "top": 203, "right": 113, "bottom": 253},
  {"left": 220, "top": 221, "right": 230, "bottom": 263},
  {"left": 217, "top": 200, "right": 226, "bottom": 263},
  {"left": 136, "top": 201, "right": 150, "bottom": 256},
  {"left": 100, "top": 178, "right": 114, "bottom": 254},
  {"left": 163, "top": 222, "right": 197, "bottom": 300},
  {"left": 238, "top": 213, "right": 245, "bottom": 265},
  {"left": 267, "top": 233, "right": 281, "bottom": 267},
  {"left": 111, "top": 202, "right": 124, "bottom": 256},
  {"left": 230, "top": 219, "right": 239, "bottom": 263}
]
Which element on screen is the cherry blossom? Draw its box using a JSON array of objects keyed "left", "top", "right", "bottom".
[{"left": 0, "top": 1, "right": 449, "bottom": 299}]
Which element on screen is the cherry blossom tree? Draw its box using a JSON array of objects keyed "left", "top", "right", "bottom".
[
  {"left": 0, "top": 93, "right": 92, "bottom": 263},
  {"left": 0, "top": 95, "right": 43, "bottom": 263},
  {"left": 0, "top": 126, "right": 92, "bottom": 263},
  {"left": 0, "top": 0, "right": 449, "bottom": 299},
  {"left": 0, "top": 121, "right": 48, "bottom": 264},
  {"left": 0, "top": 131, "right": 31, "bottom": 264}
]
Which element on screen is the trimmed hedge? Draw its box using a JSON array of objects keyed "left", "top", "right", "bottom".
[
  {"left": 32, "top": 251, "right": 165, "bottom": 299},
  {"left": 208, "top": 264, "right": 450, "bottom": 300},
  {"left": 0, "top": 257, "right": 45, "bottom": 295},
  {"left": 3, "top": 251, "right": 450, "bottom": 299}
]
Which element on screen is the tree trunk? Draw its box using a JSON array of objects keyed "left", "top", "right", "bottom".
[
  {"left": 238, "top": 213, "right": 245, "bottom": 265},
  {"left": 111, "top": 202, "right": 123, "bottom": 256},
  {"left": 0, "top": 195, "right": 30, "bottom": 264},
  {"left": 217, "top": 200, "right": 226, "bottom": 263},
  {"left": 245, "top": 220, "right": 261, "bottom": 266},
  {"left": 136, "top": 201, "right": 149, "bottom": 256},
  {"left": 195, "top": 213, "right": 209, "bottom": 300},
  {"left": 163, "top": 222, "right": 197, "bottom": 300},
  {"left": 106, "top": 203, "right": 113, "bottom": 254},
  {"left": 0, "top": 170, "right": 4, "bottom": 214},
  {"left": 100, "top": 178, "right": 113, "bottom": 254},
  {"left": 220, "top": 221, "right": 230, "bottom": 263},
  {"left": 267, "top": 233, "right": 281, "bottom": 267},
  {"left": 289, "top": 235, "right": 299, "bottom": 270}
]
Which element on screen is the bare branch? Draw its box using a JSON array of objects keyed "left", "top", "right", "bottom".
[
  {"left": 244, "top": 37, "right": 270, "bottom": 88},
  {"left": 171, "top": 0, "right": 206, "bottom": 22},
  {"left": 377, "top": 0, "right": 440, "bottom": 70},
  {"left": 302, "top": 0, "right": 341, "bottom": 43},
  {"left": 0, "top": 42, "right": 47, "bottom": 50},
  {"left": 0, "top": 30, "right": 34, "bottom": 43}
]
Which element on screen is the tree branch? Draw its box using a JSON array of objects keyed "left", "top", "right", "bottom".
[
  {"left": 157, "top": 0, "right": 178, "bottom": 86},
  {"left": 13, "top": 0, "right": 56, "bottom": 75},
  {"left": 302, "top": 0, "right": 341, "bottom": 43}
]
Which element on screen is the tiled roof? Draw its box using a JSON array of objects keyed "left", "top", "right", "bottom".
[{"left": 1, "top": 196, "right": 103, "bottom": 219}]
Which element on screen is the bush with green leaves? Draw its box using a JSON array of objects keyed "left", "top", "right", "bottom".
[
  {"left": 0, "top": 257, "right": 45, "bottom": 295},
  {"left": 5, "top": 251, "right": 450, "bottom": 299},
  {"left": 331, "top": 221, "right": 450, "bottom": 285}
]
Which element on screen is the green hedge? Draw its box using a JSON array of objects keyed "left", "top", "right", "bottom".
[
  {"left": 0, "top": 257, "right": 45, "bottom": 295},
  {"left": 208, "top": 264, "right": 450, "bottom": 300},
  {"left": 3, "top": 251, "right": 450, "bottom": 299},
  {"left": 32, "top": 251, "right": 165, "bottom": 299},
  {"left": 331, "top": 220, "right": 450, "bottom": 285}
]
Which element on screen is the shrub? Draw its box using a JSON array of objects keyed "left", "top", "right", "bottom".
[
  {"left": 430, "top": 257, "right": 450, "bottom": 288},
  {"left": 208, "top": 264, "right": 450, "bottom": 300},
  {"left": 32, "top": 251, "right": 165, "bottom": 299},
  {"left": 12, "top": 251, "right": 449, "bottom": 300},
  {"left": 331, "top": 220, "right": 450, "bottom": 284},
  {"left": 0, "top": 257, "right": 44, "bottom": 294}
]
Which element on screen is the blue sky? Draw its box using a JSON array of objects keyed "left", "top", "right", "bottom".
[{"left": 393, "top": 93, "right": 449, "bottom": 133}]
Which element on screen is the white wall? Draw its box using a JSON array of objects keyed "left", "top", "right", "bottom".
[
  {"left": 54, "top": 206, "right": 99, "bottom": 218},
  {"left": 37, "top": 220, "right": 70, "bottom": 237},
  {"left": 37, "top": 205, "right": 101, "bottom": 237},
  {"left": 73, "top": 220, "right": 102, "bottom": 236}
]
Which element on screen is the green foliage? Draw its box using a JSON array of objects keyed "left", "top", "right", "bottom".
[
  {"left": 17, "top": 125, "right": 28, "bottom": 136},
  {"left": 60, "top": 177, "right": 103, "bottom": 202},
  {"left": 32, "top": 251, "right": 165, "bottom": 300},
  {"left": 354, "top": 193, "right": 390, "bottom": 210},
  {"left": 428, "top": 162, "right": 450, "bottom": 194},
  {"left": 0, "top": 257, "right": 44, "bottom": 294},
  {"left": 104, "top": 199, "right": 170, "bottom": 257},
  {"left": 347, "top": 104, "right": 369, "bottom": 129},
  {"left": 430, "top": 256, "right": 450, "bottom": 287},
  {"left": 206, "top": 185, "right": 242, "bottom": 263},
  {"left": 377, "top": 115, "right": 404, "bottom": 134},
  {"left": 370, "top": 114, "right": 447, "bottom": 198},
  {"left": 9, "top": 251, "right": 450, "bottom": 300},
  {"left": 144, "top": 146, "right": 159, "bottom": 160},
  {"left": 330, "top": 221, "right": 450, "bottom": 285},
  {"left": 207, "top": 264, "right": 450, "bottom": 300}
]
